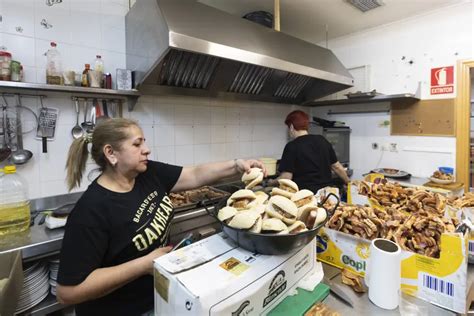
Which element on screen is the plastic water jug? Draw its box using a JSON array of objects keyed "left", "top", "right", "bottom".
[{"left": 0, "top": 165, "right": 30, "bottom": 235}]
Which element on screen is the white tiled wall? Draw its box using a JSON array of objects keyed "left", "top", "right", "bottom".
[
  {"left": 0, "top": 0, "right": 128, "bottom": 86},
  {"left": 0, "top": 93, "right": 298, "bottom": 199}
]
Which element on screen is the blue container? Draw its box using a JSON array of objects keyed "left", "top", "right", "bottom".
[{"left": 439, "top": 166, "right": 454, "bottom": 174}]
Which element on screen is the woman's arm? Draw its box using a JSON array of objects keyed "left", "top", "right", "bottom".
[
  {"left": 171, "top": 159, "right": 266, "bottom": 192},
  {"left": 56, "top": 246, "right": 171, "bottom": 305},
  {"left": 331, "top": 161, "right": 350, "bottom": 184}
]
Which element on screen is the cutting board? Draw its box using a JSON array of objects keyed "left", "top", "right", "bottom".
[
  {"left": 423, "top": 181, "right": 464, "bottom": 190},
  {"left": 268, "top": 283, "right": 330, "bottom": 316}
]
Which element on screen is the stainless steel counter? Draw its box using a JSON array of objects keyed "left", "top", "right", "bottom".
[{"left": 322, "top": 264, "right": 471, "bottom": 315}]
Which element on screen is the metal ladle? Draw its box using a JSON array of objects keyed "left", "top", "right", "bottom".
[
  {"left": 10, "top": 95, "right": 33, "bottom": 165},
  {"left": 71, "top": 99, "right": 84, "bottom": 139}
]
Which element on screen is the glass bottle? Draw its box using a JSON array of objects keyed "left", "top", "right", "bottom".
[{"left": 82, "top": 64, "right": 91, "bottom": 87}]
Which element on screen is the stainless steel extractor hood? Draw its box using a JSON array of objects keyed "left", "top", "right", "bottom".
[{"left": 125, "top": 0, "right": 354, "bottom": 104}]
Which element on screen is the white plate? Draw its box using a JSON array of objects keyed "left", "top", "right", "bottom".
[{"left": 429, "top": 177, "right": 455, "bottom": 184}]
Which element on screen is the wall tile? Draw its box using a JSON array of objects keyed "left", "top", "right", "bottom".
[
  {"left": 211, "top": 143, "right": 226, "bottom": 162},
  {"left": 211, "top": 107, "right": 226, "bottom": 125},
  {"left": 3, "top": 33, "right": 36, "bottom": 67},
  {"left": 154, "top": 125, "right": 174, "bottom": 147},
  {"left": 101, "top": 26, "right": 125, "bottom": 53},
  {"left": 239, "top": 125, "right": 252, "bottom": 142},
  {"left": 211, "top": 125, "right": 226, "bottom": 143},
  {"left": 194, "top": 125, "right": 211, "bottom": 145},
  {"left": 174, "top": 105, "right": 193, "bottom": 125},
  {"left": 194, "top": 144, "right": 211, "bottom": 165},
  {"left": 225, "top": 142, "right": 240, "bottom": 160},
  {"left": 154, "top": 104, "right": 174, "bottom": 125},
  {"left": 193, "top": 106, "right": 211, "bottom": 125},
  {"left": 155, "top": 146, "right": 175, "bottom": 164},
  {"left": 225, "top": 107, "right": 240, "bottom": 125},
  {"left": 129, "top": 101, "right": 154, "bottom": 125},
  {"left": 71, "top": 0, "right": 101, "bottom": 14},
  {"left": 3, "top": 0, "right": 35, "bottom": 37},
  {"left": 34, "top": 7, "right": 71, "bottom": 43},
  {"left": 70, "top": 12, "right": 101, "bottom": 49},
  {"left": 175, "top": 125, "right": 194, "bottom": 145},
  {"left": 239, "top": 142, "right": 253, "bottom": 159},
  {"left": 225, "top": 125, "right": 239, "bottom": 143},
  {"left": 175, "top": 145, "right": 194, "bottom": 166}
]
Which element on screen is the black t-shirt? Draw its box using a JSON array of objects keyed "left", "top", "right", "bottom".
[
  {"left": 57, "top": 161, "right": 182, "bottom": 316},
  {"left": 278, "top": 134, "right": 338, "bottom": 193}
]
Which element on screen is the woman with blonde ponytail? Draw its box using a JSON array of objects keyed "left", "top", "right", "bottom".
[{"left": 57, "top": 118, "right": 266, "bottom": 315}]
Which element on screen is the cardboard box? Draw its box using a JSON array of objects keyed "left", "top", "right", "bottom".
[
  {"left": 154, "top": 233, "right": 316, "bottom": 316},
  {"left": 317, "top": 227, "right": 469, "bottom": 313},
  {"left": 0, "top": 250, "right": 23, "bottom": 316}
]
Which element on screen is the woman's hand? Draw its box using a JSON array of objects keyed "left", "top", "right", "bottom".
[
  {"left": 144, "top": 246, "right": 172, "bottom": 275},
  {"left": 235, "top": 159, "right": 268, "bottom": 177}
]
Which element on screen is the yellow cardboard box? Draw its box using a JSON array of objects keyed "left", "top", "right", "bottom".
[{"left": 316, "top": 227, "right": 469, "bottom": 313}]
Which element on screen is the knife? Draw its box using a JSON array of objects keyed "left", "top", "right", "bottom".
[{"left": 323, "top": 276, "right": 354, "bottom": 308}]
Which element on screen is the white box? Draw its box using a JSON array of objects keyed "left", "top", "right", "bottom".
[{"left": 154, "top": 233, "right": 316, "bottom": 316}]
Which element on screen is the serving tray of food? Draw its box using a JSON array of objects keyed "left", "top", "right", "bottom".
[
  {"left": 371, "top": 168, "right": 411, "bottom": 179},
  {"left": 169, "top": 186, "right": 230, "bottom": 213}
]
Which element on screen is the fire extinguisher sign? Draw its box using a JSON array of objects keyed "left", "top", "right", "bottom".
[{"left": 430, "top": 66, "right": 454, "bottom": 95}]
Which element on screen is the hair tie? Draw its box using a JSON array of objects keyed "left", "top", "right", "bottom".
[{"left": 83, "top": 132, "right": 93, "bottom": 144}]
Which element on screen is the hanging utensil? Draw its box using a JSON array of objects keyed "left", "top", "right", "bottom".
[
  {"left": 81, "top": 99, "right": 94, "bottom": 132},
  {"left": 71, "top": 99, "right": 84, "bottom": 139},
  {"left": 10, "top": 95, "right": 33, "bottom": 165},
  {"left": 0, "top": 102, "right": 11, "bottom": 162},
  {"left": 39, "top": 96, "right": 48, "bottom": 153}
]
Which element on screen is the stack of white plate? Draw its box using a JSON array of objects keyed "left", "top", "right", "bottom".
[
  {"left": 49, "top": 258, "right": 60, "bottom": 296},
  {"left": 15, "top": 261, "right": 50, "bottom": 314}
]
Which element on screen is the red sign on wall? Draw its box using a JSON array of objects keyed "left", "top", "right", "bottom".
[{"left": 430, "top": 66, "right": 454, "bottom": 95}]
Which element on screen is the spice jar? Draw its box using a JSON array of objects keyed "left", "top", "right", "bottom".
[
  {"left": 0, "top": 51, "right": 12, "bottom": 81},
  {"left": 11, "top": 61, "right": 21, "bottom": 82}
]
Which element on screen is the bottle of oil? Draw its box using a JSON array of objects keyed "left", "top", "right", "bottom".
[{"left": 0, "top": 165, "right": 30, "bottom": 236}]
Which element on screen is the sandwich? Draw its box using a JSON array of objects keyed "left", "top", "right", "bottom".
[
  {"left": 305, "top": 208, "right": 327, "bottom": 229},
  {"left": 297, "top": 203, "right": 318, "bottom": 223},
  {"left": 241, "top": 168, "right": 264, "bottom": 189},
  {"left": 287, "top": 221, "right": 308, "bottom": 234},
  {"left": 248, "top": 191, "right": 269, "bottom": 208},
  {"left": 248, "top": 216, "right": 263, "bottom": 233},
  {"left": 265, "top": 195, "right": 298, "bottom": 224},
  {"left": 291, "top": 189, "right": 315, "bottom": 208},
  {"left": 217, "top": 206, "right": 237, "bottom": 224},
  {"left": 228, "top": 210, "right": 260, "bottom": 230},
  {"left": 227, "top": 189, "right": 257, "bottom": 210},
  {"left": 261, "top": 218, "right": 288, "bottom": 234},
  {"left": 271, "top": 179, "right": 299, "bottom": 199}
]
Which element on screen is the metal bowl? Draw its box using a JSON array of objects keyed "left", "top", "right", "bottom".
[{"left": 205, "top": 193, "right": 339, "bottom": 255}]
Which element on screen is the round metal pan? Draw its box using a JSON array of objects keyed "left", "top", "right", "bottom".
[{"left": 205, "top": 193, "right": 339, "bottom": 255}]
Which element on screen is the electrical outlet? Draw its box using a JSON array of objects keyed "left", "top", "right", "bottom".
[{"left": 389, "top": 143, "right": 398, "bottom": 152}]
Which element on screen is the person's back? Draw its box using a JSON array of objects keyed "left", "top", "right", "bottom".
[{"left": 279, "top": 134, "right": 337, "bottom": 193}]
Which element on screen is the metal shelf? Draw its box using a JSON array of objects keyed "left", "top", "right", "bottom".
[
  {"left": 0, "top": 81, "right": 141, "bottom": 111},
  {"left": 24, "top": 293, "right": 66, "bottom": 316},
  {"left": 305, "top": 93, "right": 419, "bottom": 107}
]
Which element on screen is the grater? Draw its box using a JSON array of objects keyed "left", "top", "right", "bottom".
[{"left": 36, "top": 106, "right": 59, "bottom": 139}]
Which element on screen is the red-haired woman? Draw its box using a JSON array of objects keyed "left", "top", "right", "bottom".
[{"left": 277, "top": 110, "right": 349, "bottom": 193}]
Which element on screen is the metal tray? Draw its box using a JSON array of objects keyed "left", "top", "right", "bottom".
[
  {"left": 371, "top": 168, "right": 411, "bottom": 179},
  {"left": 171, "top": 186, "right": 230, "bottom": 213}
]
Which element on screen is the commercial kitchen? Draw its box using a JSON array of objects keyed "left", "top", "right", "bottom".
[{"left": 0, "top": 0, "right": 473, "bottom": 315}]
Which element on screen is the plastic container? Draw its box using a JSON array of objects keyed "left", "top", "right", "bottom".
[
  {"left": 0, "top": 51, "right": 12, "bottom": 81},
  {"left": 94, "top": 55, "right": 104, "bottom": 87},
  {"left": 259, "top": 157, "right": 277, "bottom": 176},
  {"left": 438, "top": 166, "right": 454, "bottom": 174},
  {"left": 10, "top": 60, "right": 21, "bottom": 82},
  {"left": 0, "top": 165, "right": 30, "bottom": 236},
  {"left": 46, "top": 42, "right": 63, "bottom": 85}
]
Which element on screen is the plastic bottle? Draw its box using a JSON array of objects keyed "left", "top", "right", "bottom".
[
  {"left": 0, "top": 165, "right": 31, "bottom": 236},
  {"left": 82, "top": 64, "right": 90, "bottom": 87},
  {"left": 94, "top": 55, "right": 104, "bottom": 87},
  {"left": 46, "top": 42, "right": 63, "bottom": 85}
]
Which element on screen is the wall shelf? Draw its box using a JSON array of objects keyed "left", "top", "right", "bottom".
[
  {"left": 0, "top": 81, "right": 141, "bottom": 111},
  {"left": 305, "top": 93, "right": 419, "bottom": 107}
]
